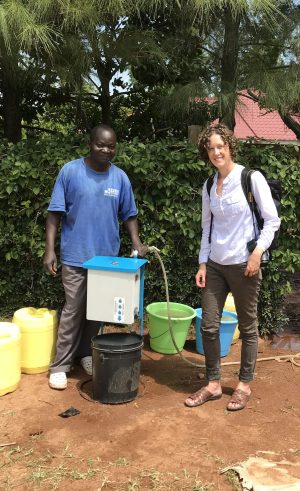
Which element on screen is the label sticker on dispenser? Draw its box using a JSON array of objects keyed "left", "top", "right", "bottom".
[{"left": 114, "top": 297, "right": 125, "bottom": 322}]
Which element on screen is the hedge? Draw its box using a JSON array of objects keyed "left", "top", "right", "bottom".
[{"left": 0, "top": 135, "right": 299, "bottom": 336}]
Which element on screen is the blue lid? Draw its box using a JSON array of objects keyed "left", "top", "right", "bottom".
[{"left": 82, "top": 255, "right": 148, "bottom": 273}]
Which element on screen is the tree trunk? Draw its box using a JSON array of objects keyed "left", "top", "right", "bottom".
[
  {"left": 100, "top": 76, "right": 111, "bottom": 125},
  {"left": 279, "top": 112, "right": 300, "bottom": 140},
  {"left": 188, "top": 125, "right": 202, "bottom": 145},
  {"left": 89, "top": 29, "right": 113, "bottom": 127},
  {"left": 220, "top": 8, "right": 241, "bottom": 131},
  {"left": 1, "top": 55, "right": 22, "bottom": 143},
  {"left": 2, "top": 84, "right": 22, "bottom": 143},
  {"left": 247, "top": 90, "right": 300, "bottom": 141},
  {"left": 93, "top": 55, "right": 112, "bottom": 126}
]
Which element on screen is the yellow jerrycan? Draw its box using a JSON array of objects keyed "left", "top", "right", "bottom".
[
  {"left": 224, "top": 293, "right": 240, "bottom": 344},
  {"left": 0, "top": 322, "right": 21, "bottom": 396},
  {"left": 12, "top": 307, "right": 58, "bottom": 374}
]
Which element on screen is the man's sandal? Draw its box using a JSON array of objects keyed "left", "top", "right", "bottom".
[
  {"left": 80, "top": 356, "right": 93, "bottom": 376},
  {"left": 49, "top": 372, "right": 67, "bottom": 390},
  {"left": 227, "top": 389, "right": 251, "bottom": 411},
  {"left": 185, "top": 387, "right": 222, "bottom": 407}
]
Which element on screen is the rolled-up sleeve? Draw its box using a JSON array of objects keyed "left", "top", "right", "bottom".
[
  {"left": 251, "top": 171, "right": 281, "bottom": 252},
  {"left": 48, "top": 168, "right": 67, "bottom": 213},
  {"left": 118, "top": 175, "right": 138, "bottom": 222},
  {"left": 198, "top": 180, "right": 212, "bottom": 264}
]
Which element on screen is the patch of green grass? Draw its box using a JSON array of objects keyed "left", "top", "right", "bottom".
[
  {"left": 61, "top": 444, "right": 75, "bottom": 458},
  {"left": 2, "top": 473, "right": 14, "bottom": 491},
  {"left": 193, "top": 482, "right": 215, "bottom": 491},
  {"left": 0, "top": 446, "right": 33, "bottom": 469},
  {"left": 69, "top": 467, "right": 98, "bottom": 480},
  {"left": 225, "top": 469, "right": 242, "bottom": 491},
  {"left": 0, "top": 410, "right": 16, "bottom": 417},
  {"left": 206, "top": 453, "right": 225, "bottom": 465},
  {"left": 97, "top": 476, "right": 114, "bottom": 489},
  {"left": 139, "top": 468, "right": 163, "bottom": 489},
  {"left": 0, "top": 444, "right": 221, "bottom": 491},
  {"left": 29, "top": 466, "right": 50, "bottom": 483},
  {"left": 29, "top": 431, "right": 44, "bottom": 441},
  {"left": 1, "top": 445, "right": 103, "bottom": 490},
  {"left": 140, "top": 467, "right": 160, "bottom": 481},
  {"left": 28, "top": 463, "right": 101, "bottom": 489},
  {"left": 126, "top": 477, "right": 140, "bottom": 490},
  {"left": 126, "top": 468, "right": 215, "bottom": 491},
  {"left": 112, "top": 457, "right": 130, "bottom": 466},
  {"left": 26, "top": 449, "right": 54, "bottom": 468}
]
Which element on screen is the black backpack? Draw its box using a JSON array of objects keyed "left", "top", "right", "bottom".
[{"left": 206, "top": 168, "right": 281, "bottom": 250}]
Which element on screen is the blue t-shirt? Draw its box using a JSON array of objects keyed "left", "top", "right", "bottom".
[{"left": 48, "top": 158, "right": 138, "bottom": 266}]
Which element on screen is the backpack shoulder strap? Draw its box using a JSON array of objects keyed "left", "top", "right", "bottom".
[
  {"left": 206, "top": 175, "right": 214, "bottom": 244},
  {"left": 241, "top": 167, "right": 254, "bottom": 204},
  {"left": 241, "top": 167, "right": 264, "bottom": 230}
]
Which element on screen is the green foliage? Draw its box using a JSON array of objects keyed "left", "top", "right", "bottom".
[
  {"left": 0, "top": 136, "right": 85, "bottom": 314},
  {"left": 111, "top": 86, "right": 218, "bottom": 140},
  {"left": 257, "top": 261, "right": 290, "bottom": 337},
  {"left": 238, "top": 141, "right": 300, "bottom": 334},
  {"left": 117, "top": 138, "right": 206, "bottom": 307},
  {"left": 0, "top": 135, "right": 299, "bottom": 336}
]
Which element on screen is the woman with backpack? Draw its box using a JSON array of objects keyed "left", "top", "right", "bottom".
[{"left": 185, "top": 123, "right": 280, "bottom": 411}]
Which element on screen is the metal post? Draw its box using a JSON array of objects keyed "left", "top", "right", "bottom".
[{"left": 138, "top": 266, "right": 145, "bottom": 336}]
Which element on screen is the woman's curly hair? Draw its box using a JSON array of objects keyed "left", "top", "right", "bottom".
[{"left": 197, "top": 123, "right": 238, "bottom": 160}]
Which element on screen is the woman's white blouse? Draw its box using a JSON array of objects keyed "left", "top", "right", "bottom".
[{"left": 198, "top": 163, "right": 281, "bottom": 265}]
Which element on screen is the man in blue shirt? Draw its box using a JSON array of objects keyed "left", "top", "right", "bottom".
[{"left": 43, "top": 124, "right": 146, "bottom": 389}]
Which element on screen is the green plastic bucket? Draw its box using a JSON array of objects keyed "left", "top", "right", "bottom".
[{"left": 146, "top": 302, "right": 196, "bottom": 354}]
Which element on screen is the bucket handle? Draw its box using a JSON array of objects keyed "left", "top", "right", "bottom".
[
  {"left": 149, "top": 329, "right": 171, "bottom": 340},
  {"left": 93, "top": 344, "right": 143, "bottom": 354}
]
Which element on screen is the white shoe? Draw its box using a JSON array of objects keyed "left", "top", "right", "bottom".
[
  {"left": 49, "top": 372, "right": 67, "bottom": 390},
  {"left": 80, "top": 356, "right": 93, "bottom": 376}
]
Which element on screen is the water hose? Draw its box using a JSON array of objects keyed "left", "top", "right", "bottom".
[
  {"left": 78, "top": 248, "right": 299, "bottom": 402},
  {"left": 146, "top": 246, "right": 300, "bottom": 369}
]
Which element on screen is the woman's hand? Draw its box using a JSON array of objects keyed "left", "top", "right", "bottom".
[
  {"left": 245, "top": 247, "right": 263, "bottom": 277},
  {"left": 195, "top": 263, "right": 207, "bottom": 288}
]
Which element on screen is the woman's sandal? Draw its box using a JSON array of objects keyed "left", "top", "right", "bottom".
[
  {"left": 227, "top": 389, "right": 251, "bottom": 411},
  {"left": 185, "top": 387, "right": 222, "bottom": 407}
]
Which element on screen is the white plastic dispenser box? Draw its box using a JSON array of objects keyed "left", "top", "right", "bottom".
[{"left": 83, "top": 256, "right": 148, "bottom": 332}]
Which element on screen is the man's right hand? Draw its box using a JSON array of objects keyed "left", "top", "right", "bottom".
[
  {"left": 43, "top": 250, "right": 58, "bottom": 276},
  {"left": 44, "top": 211, "right": 62, "bottom": 276}
]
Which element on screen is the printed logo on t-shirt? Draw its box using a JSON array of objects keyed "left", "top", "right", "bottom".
[{"left": 104, "top": 187, "right": 120, "bottom": 198}]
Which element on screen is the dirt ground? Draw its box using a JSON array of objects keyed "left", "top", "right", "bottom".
[{"left": 1, "top": 314, "right": 300, "bottom": 491}]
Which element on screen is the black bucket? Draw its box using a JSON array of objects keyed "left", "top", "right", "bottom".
[{"left": 91, "top": 332, "right": 143, "bottom": 404}]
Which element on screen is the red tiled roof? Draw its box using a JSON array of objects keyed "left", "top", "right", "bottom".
[
  {"left": 201, "top": 93, "right": 299, "bottom": 141},
  {"left": 234, "top": 94, "right": 298, "bottom": 141}
]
